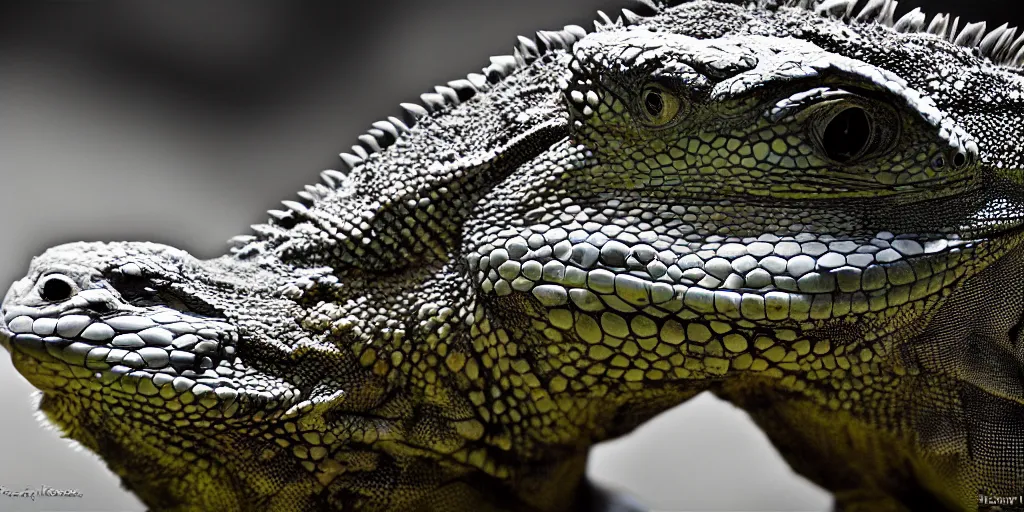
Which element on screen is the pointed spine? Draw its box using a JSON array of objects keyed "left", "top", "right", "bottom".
[
  {"left": 815, "top": 0, "right": 855, "bottom": 19},
  {"left": 954, "top": 21, "right": 987, "bottom": 47},
  {"left": 946, "top": 17, "right": 961, "bottom": 43},
  {"left": 245, "top": 11, "right": 603, "bottom": 244},
  {"left": 893, "top": 8, "right": 925, "bottom": 33}
]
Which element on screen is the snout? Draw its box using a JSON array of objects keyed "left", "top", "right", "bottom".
[
  {"left": 0, "top": 278, "right": 27, "bottom": 353},
  {"left": 0, "top": 274, "right": 56, "bottom": 360},
  {"left": 0, "top": 317, "right": 9, "bottom": 352}
]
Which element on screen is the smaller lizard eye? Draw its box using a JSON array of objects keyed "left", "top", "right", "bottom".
[
  {"left": 38, "top": 274, "right": 76, "bottom": 302},
  {"left": 638, "top": 84, "right": 680, "bottom": 127}
]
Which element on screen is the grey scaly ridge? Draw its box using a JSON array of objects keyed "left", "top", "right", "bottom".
[
  {"left": 228, "top": 23, "right": 591, "bottom": 255},
  {"left": 231, "top": 0, "right": 1024, "bottom": 255}
]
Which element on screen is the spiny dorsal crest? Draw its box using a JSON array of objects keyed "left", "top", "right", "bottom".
[
  {"left": 233, "top": 0, "right": 1021, "bottom": 255},
  {"left": 738, "top": 0, "right": 1024, "bottom": 66}
]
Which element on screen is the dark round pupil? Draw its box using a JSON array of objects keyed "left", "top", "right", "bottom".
[
  {"left": 644, "top": 90, "right": 664, "bottom": 117},
  {"left": 41, "top": 277, "right": 73, "bottom": 302},
  {"left": 822, "top": 107, "right": 871, "bottom": 163}
]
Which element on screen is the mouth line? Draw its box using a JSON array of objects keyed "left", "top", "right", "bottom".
[
  {"left": 2, "top": 308, "right": 239, "bottom": 379},
  {"left": 476, "top": 226, "right": 988, "bottom": 323},
  {"left": 4, "top": 321, "right": 303, "bottom": 414},
  {"left": 13, "top": 347, "right": 305, "bottom": 426},
  {"left": 536, "top": 257, "right": 962, "bottom": 323}
]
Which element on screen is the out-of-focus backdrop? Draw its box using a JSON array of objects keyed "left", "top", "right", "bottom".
[{"left": 0, "top": 1, "right": 1016, "bottom": 510}]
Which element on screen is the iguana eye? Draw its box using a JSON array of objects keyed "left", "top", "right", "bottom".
[
  {"left": 638, "top": 84, "right": 680, "bottom": 127},
  {"left": 821, "top": 107, "right": 869, "bottom": 162},
  {"left": 38, "top": 274, "right": 77, "bottom": 302},
  {"left": 809, "top": 100, "right": 898, "bottom": 164}
]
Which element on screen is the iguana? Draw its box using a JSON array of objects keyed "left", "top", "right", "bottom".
[{"left": 2, "top": 0, "right": 1023, "bottom": 510}]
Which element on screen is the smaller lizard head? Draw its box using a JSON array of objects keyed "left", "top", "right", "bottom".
[
  {"left": 0, "top": 241, "right": 316, "bottom": 507},
  {"left": 1, "top": 241, "right": 243, "bottom": 394},
  {"left": 0, "top": 239, "right": 310, "bottom": 411}
]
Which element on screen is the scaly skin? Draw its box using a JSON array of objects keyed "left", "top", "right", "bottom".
[{"left": 3, "top": 1, "right": 1024, "bottom": 511}]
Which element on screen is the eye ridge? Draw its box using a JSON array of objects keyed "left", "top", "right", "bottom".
[
  {"left": 109, "top": 273, "right": 222, "bottom": 317},
  {"left": 109, "top": 273, "right": 158, "bottom": 303}
]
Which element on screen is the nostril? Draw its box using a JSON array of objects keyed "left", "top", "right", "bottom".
[{"left": 40, "top": 276, "right": 75, "bottom": 302}]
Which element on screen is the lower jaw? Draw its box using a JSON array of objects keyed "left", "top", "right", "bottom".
[{"left": 8, "top": 349, "right": 78, "bottom": 393}]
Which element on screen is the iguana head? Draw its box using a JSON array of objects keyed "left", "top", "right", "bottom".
[
  {"left": 549, "top": 3, "right": 1024, "bottom": 507},
  {"left": 553, "top": 23, "right": 1004, "bottom": 338},
  {"left": 5, "top": 1, "right": 1024, "bottom": 511},
  {"left": 2, "top": 242, "right": 237, "bottom": 393}
]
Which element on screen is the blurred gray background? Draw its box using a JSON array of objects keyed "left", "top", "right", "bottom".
[{"left": 0, "top": 1, "right": 1015, "bottom": 511}]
